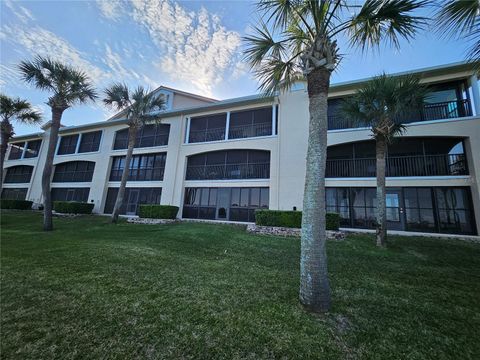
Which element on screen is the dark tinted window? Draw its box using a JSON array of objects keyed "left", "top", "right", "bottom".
[
  {"left": 186, "top": 150, "right": 270, "bottom": 180},
  {"left": 4, "top": 165, "right": 33, "bottom": 183},
  {"left": 113, "top": 124, "right": 170, "bottom": 150},
  {"left": 23, "top": 140, "right": 42, "bottom": 158},
  {"left": 51, "top": 187, "right": 90, "bottom": 202},
  {"left": 189, "top": 113, "right": 226, "bottom": 143},
  {"left": 183, "top": 187, "right": 269, "bottom": 222},
  {"left": 53, "top": 161, "right": 95, "bottom": 182},
  {"left": 110, "top": 153, "right": 166, "bottom": 181},
  {"left": 8, "top": 142, "right": 25, "bottom": 160},
  {"left": 57, "top": 134, "right": 79, "bottom": 155},
  {"left": 228, "top": 107, "right": 273, "bottom": 139},
  {"left": 78, "top": 131, "right": 102, "bottom": 153},
  {"left": 1, "top": 188, "right": 28, "bottom": 200},
  {"left": 103, "top": 187, "right": 161, "bottom": 215}
]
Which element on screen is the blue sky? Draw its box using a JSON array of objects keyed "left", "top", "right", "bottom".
[{"left": 0, "top": 0, "right": 474, "bottom": 136}]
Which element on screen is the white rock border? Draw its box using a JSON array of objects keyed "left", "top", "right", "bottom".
[{"left": 246, "top": 224, "right": 346, "bottom": 240}]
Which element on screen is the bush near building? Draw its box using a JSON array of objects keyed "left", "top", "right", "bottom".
[
  {"left": 53, "top": 201, "right": 94, "bottom": 214},
  {"left": 0, "top": 199, "right": 33, "bottom": 210},
  {"left": 255, "top": 210, "right": 340, "bottom": 230},
  {"left": 138, "top": 205, "right": 179, "bottom": 219}
]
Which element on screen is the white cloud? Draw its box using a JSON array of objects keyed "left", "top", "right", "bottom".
[
  {"left": 1, "top": 25, "right": 108, "bottom": 86},
  {"left": 0, "top": 64, "right": 19, "bottom": 87},
  {"left": 127, "top": 0, "right": 243, "bottom": 96},
  {"left": 4, "top": 0, "right": 35, "bottom": 24},
  {"left": 95, "top": 0, "right": 125, "bottom": 21}
]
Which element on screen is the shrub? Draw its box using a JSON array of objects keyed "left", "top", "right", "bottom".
[
  {"left": 255, "top": 210, "right": 340, "bottom": 230},
  {"left": 53, "top": 201, "right": 94, "bottom": 214},
  {"left": 138, "top": 205, "right": 179, "bottom": 219},
  {"left": 0, "top": 199, "right": 33, "bottom": 210}
]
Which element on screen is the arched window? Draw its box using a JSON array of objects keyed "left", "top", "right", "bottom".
[
  {"left": 3, "top": 165, "right": 34, "bottom": 183},
  {"left": 53, "top": 161, "right": 95, "bottom": 182},
  {"left": 186, "top": 150, "right": 270, "bottom": 180}
]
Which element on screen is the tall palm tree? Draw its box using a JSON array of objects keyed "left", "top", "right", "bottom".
[
  {"left": 0, "top": 94, "right": 42, "bottom": 191},
  {"left": 436, "top": 0, "right": 480, "bottom": 64},
  {"left": 18, "top": 56, "right": 97, "bottom": 231},
  {"left": 103, "top": 83, "right": 166, "bottom": 223},
  {"left": 342, "top": 74, "right": 427, "bottom": 247},
  {"left": 244, "top": 0, "right": 427, "bottom": 313}
]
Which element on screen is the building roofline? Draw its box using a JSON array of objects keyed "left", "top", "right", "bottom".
[
  {"left": 10, "top": 94, "right": 274, "bottom": 141},
  {"left": 10, "top": 61, "right": 477, "bottom": 141},
  {"left": 154, "top": 86, "right": 218, "bottom": 103},
  {"left": 329, "top": 61, "right": 478, "bottom": 92}
]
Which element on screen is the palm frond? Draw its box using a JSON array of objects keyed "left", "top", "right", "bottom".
[
  {"left": 0, "top": 93, "right": 42, "bottom": 125},
  {"left": 19, "top": 55, "right": 97, "bottom": 109},
  {"left": 349, "top": 0, "right": 429, "bottom": 50},
  {"left": 103, "top": 83, "right": 131, "bottom": 110},
  {"left": 243, "top": 22, "right": 288, "bottom": 68},
  {"left": 436, "top": 0, "right": 480, "bottom": 37},
  {"left": 340, "top": 73, "right": 427, "bottom": 141}
]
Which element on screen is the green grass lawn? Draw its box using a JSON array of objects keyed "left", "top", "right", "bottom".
[{"left": 1, "top": 211, "right": 480, "bottom": 359}]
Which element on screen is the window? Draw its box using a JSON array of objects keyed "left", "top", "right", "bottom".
[
  {"left": 434, "top": 187, "right": 475, "bottom": 234},
  {"left": 4, "top": 166, "right": 33, "bottom": 183},
  {"left": 103, "top": 187, "right": 161, "bottom": 215},
  {"left": 188, "top": 113, "right": 226, "bottom": 143},
  {"left": 78, "top": 131, "right": 102, "bottom": 153},
  {"left": 228, "top": 107, "right": 273, "bottom": 139},
  {"left": 8, "top": 142, "right": 25, "bottom": 160},
  {"left": 185, "top": 150, "right": 270, "bottom": 180},
  {"left": 109, "top": 153, "right": 166, "bottom": 181},
  {"left": 57, "top": 134, "right": 79, "bottom": 155},
  {"left": 183, "top": 187, "right": 269, "bottom": 222},
  {"left": 24, "top": 140, "right": 42, "bottom": 158},
  {"left": 113, "top": 124, "right": 170, "bottom": 150},
  {"left": 404, "top": 188, "right": 435, "bottom": 232},
  {"left": 51, "top": 188, "right": 90, "bottom": 202},
  {"left": 53, "top": 161, "right": 95, "bottom": 182},
  {"left": 1, "top": 188, "right": 28, "bottom": 200}
]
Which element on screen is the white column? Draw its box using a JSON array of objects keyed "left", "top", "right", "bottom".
[
  {"left": 75, "top": 133, "right": 82, "bottom": 153},
  {"left": 21, "top": 141, "right": 28, "bottom": 159},
  {"left": 470, "top": 75, "right": 480, "bottom": 116},
  {"left": 272, "top": 105, "right": 277, "bottom": 136},
  {"left": 225, "top": 112, "right": 230, "bottom": 140},
  {"left": 185, "top": 117, "right": 190, "bottom": 144}
]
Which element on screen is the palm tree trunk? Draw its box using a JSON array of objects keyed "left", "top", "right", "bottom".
[
  {"left": 42, "top": 108, "right": 64, "bottom": 231},
  {"left": 0, "top": 122, "right": 10, "bottom": 193},
  {"left": 300, "top": 67, "right": 331, "bottom": 313},
  {"left": 111, "top": 126, "right": 137, "bottom": 223},
  {"left": 376, "top": 136, "right": 387, "bottom": 247}
]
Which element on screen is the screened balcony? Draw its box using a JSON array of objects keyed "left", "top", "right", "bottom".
[
  {"left": 328, "top": 80, "right": 473, "bottom": 130},
  {"left": 185, "top": 150, "right": 270, "bottom": 180},
  {"left": 326, "top": 138, "right": 468, "bottom": 178},
  {"left": 187, "top": 106, "right": 276, "bottom": 143}
]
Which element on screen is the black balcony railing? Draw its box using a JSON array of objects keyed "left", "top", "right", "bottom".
[
  {"left": 328, "top": 99, "right": 473, "bottom": 130},
  {"left": 188, "top": 127, "right": 226, "bottom": 143},
  {"left": 326, "top": 154, "right": 468, "bottom": 178},
  {"left": 186, "top": 162, "right": 270, "bottom": 180},
  {"left": 228, "top": 122, "right": 273, "bottom": 139},
  {"left": 110, "top": 168, "right": 165, "bottom": 181}
]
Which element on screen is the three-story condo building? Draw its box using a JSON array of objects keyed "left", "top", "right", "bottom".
[{"left": 2, "top": 62, "right": 480, "bottom": 236}]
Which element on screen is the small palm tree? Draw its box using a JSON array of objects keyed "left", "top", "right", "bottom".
[
  {"left": 103, "top": 83, "right": 166, "bottom": 223},
  {"left": 0, "top": 94, "right": 42, "bottom": 191},
  {"left": 342, "top": 74, "right": 427, "bottom": 247},
  {"left": 244, "top": 0, "right": 427, "bottom": 313},
  {"left": 436, "top": 0, "right": 480, "bottom": 64},
  {"left": 19, "top": 56, "right": 97, "bottom": 231}
]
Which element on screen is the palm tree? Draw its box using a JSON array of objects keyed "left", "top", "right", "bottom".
[
  {"left": 18, "top": 56, "right": 97, "bottom": 231},
  {"left": 342, "top": 74, "right": 427, "bottom": 247},
  {"left": 244, "top": 0, "right": 428, "bottom": 313},
  {"left": 103, "top": 83, "right": 166, "bottom": 223},
  {"left": 0, "top": 94, "right": 42, "bottom": 191},
  {"left": 436, "top": 0, "right": 480, "bottom": 64}
]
